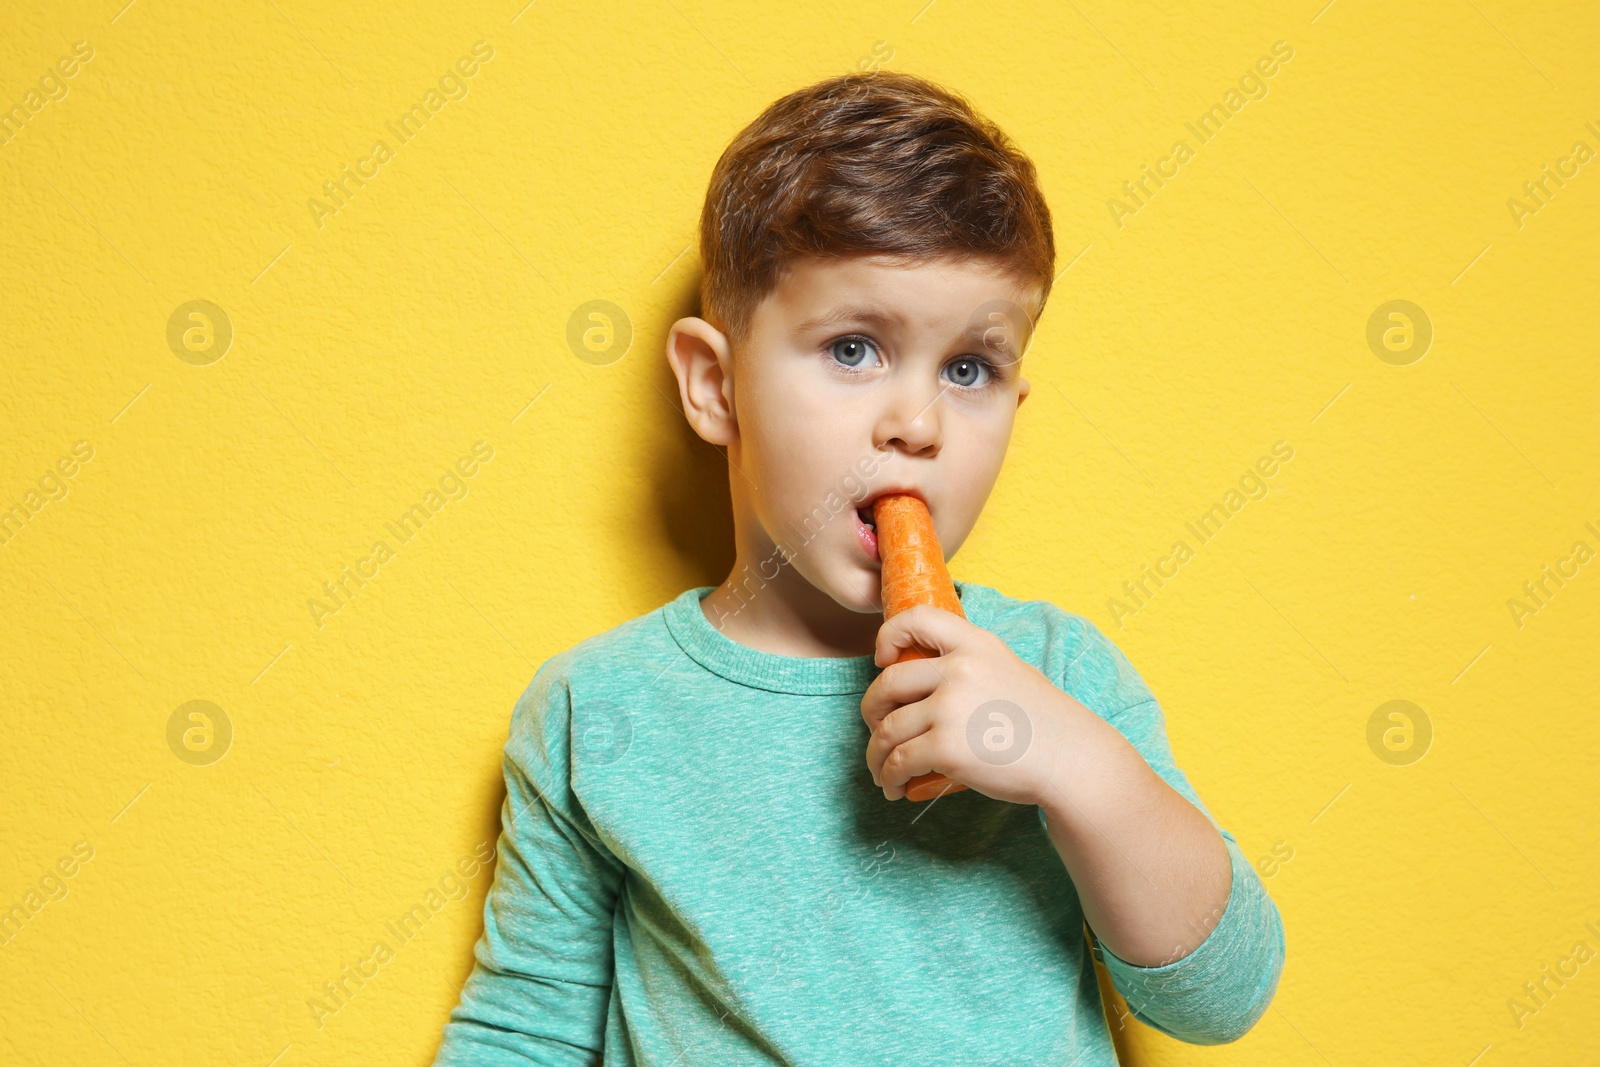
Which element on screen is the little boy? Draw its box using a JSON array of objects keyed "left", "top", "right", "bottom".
[{"left": 433, "top": 71, "right": 1284, "bottom": 1065}]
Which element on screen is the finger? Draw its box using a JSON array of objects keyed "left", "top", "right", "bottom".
[
  {"left": 864, "top": 696, "right": 936, "bottom": 785},
  {"left": 874, "top": 603, "right": 981, "bottom": 668},
  {"left": 878, "top": 727, "right": 954, "bottom": 801},
  {"left": 859, "top": 657, "right": 944, "bottom": 732}
]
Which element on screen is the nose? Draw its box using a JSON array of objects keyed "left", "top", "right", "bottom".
[{"left": 874, "top": 379, "right": 945, "bottom": 457}]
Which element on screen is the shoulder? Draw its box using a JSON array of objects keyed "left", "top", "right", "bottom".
[
  {"left": 957, "top": 580, "right": 1091, "bottom": 675},
  {"left": 508, "top": 591, "right": 685, "bottom": 752},
  {"left": 957, "top": 580, "right": 1149, "bottom": 709},
  {"left": 521, "top": 591, "right": 682, "bottom": 691}
]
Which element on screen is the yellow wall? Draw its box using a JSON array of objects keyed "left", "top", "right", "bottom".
[{"left": 2, "top": 1, "right": 1595, "bottom": 1063}]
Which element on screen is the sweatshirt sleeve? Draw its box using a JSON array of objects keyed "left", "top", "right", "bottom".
[
  {"left": 1048, "top": 614, "right": 1286, "bottom": 1045},
  {"left": 432, "top": 656, "right": 625, "bottom": 1066}
]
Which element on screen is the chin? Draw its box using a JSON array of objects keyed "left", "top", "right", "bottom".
[{"left": 825, "top": 567, "right": 883, "bottom": 615}]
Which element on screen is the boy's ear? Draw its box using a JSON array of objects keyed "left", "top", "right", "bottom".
[
  {"left": 666, "top": 317, "right": 738, "bottom": 447},
  {"left": 1016, "top": 374, "right": 1030, "bottom": 408}
]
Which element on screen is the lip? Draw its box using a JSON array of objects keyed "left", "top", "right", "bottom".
[{"left": 851, "top": 504, "right": 879, "bottom": 561}]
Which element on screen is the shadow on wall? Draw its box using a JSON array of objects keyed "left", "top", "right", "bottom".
[
  {"left": 440, "top": 771, "right": 516, "bottom": 1017},
  {"left": 436, "top": 283, "right": 734, "bottom": 1042},
  {"left": 1091, "top": 953, "right": 1142, "bottom": 1064}
]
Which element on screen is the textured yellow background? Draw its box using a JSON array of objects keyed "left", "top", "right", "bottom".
[{"left": 2, "top": 1, "right": 1596, "bottom": 1064}]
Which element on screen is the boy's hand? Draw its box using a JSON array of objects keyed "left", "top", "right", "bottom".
[{"left": 860, "top": 604, "right": 1122, "bottom": 806}]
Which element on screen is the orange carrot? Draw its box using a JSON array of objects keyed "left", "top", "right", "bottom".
[{"left": 872, "top": 493, "right": 969, "bottom": 802}]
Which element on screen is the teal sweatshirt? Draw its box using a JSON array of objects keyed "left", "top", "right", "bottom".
[{"left": 432, "top": 581, "right": 1285, "bottom": 1065}]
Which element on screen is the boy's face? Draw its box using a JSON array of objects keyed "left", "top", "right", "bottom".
[{"left": 672, "top": 252, "right": 1038, "bottom": 619}]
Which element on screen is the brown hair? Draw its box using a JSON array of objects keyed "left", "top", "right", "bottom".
[{"left": 697, "top": 70, "right": 1056, "bottom": 348}]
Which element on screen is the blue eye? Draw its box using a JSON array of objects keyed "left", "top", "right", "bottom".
[
  {"left": 825, "top": 335, "right": 1004, "bottom": 393},
  {"left": 831, "top": 336, "right": 877, "bottom": 368},
  {"left": 945, "top": 357, "right": 993, "bottom": 389}
]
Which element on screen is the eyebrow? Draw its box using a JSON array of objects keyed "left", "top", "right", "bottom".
[
  {"left": 794, "top": 304, "right": 907, "bottom": 333},
  {"left": 963, "top": 320, "right": 1026, "bottom": 361},
  {"left": 796, "top": 303, "right": 1029, "bottom": 361}
]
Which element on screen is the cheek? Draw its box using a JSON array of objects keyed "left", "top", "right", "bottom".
[
  {"left": 749, "top": 379, "right": 860, "bottom": 468},
  {"left": 945, "top": 430, "right": 1009, "bottom": 510},
  {"left": 947, "top": 400, "right": 1013, "bottom": 452},
  {"left": 774, "top": 436, "right": 864, "bottom": 518},
  {"left": 760, "top": 428, "right": 874, "bottom": 536}
]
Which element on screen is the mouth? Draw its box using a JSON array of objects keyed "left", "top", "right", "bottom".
[{"left": 851, "top": 488, "right": 925, "bottom": 564}]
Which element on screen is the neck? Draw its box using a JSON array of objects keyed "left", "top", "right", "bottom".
[{"left": 699, "top": 561, "right": 882, "bottom": 659}]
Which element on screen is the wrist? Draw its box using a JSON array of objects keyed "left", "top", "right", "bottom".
[{"left": 1036, "top": 715, "right": 1149, "bottom": 831}]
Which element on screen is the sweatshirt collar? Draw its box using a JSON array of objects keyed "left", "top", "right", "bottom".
[{"left": 662, "top": 583, "right": 979, "bottom": 696}]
